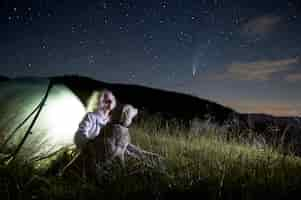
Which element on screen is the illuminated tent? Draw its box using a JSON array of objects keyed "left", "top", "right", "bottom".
[{"left": 0, "top": 78, "right": 86, "bottom": 161}]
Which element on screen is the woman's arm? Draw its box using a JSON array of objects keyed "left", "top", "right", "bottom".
[
  {"left": 78, "top": 113, "right": 93, "bottom": 136},
  {"left": 74, "top": 113, "right": 93, "bottom": 149}
]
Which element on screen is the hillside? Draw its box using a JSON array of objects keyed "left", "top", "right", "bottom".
[
  {"left": 51, "top": 75, "right": 237, "bottom": 125},
  {"left": 50, "top": 75, "right": 301, "bottom": 154},
  {"left": 1, "top": 75, "right": 300, "bottom": 154}
]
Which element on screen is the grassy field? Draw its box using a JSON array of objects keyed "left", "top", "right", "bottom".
[{"left": 1, "top": 118, "right": 301, "bottom": 199}]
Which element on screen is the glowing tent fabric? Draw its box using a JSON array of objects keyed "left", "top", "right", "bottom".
[{"left": 0, "top": 78, "right": 86, "bottom": 160}]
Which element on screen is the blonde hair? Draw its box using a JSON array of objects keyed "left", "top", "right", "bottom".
[
  {"left": 86, "top": 89, "right": 116, "bottom": 112},
  {"left": 86, "top": 90, "right": 101, "bottom": 112}
]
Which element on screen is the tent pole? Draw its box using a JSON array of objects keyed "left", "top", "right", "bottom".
[
  {"left": 5, "top": 80, "right": 53, "bottom": 164},
  {"left": 0, "top": 102, "right": 41, "bottom": 152}
]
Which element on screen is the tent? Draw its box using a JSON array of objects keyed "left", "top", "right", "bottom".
[{"left": 0, "top": 78, "right": 86, "bottom": 161}]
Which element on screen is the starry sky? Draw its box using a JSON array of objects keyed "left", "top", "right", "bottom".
[{"left": 0, "top": 0, "right": 301, "bottom": 116}]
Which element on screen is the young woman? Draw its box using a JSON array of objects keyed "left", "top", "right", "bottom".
[{"left": 74, "top": 89, "right": 117, "bottom": 150}]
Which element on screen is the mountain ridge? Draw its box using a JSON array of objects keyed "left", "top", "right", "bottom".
[
  {"left": 2, "top": 74, "right": 300, "bottom": 118},
  {"left": 50, "top": 75, "right": 301, "bottom": 153},
  {"left": 2, "top": 74, "right": 301, "bottom": 154},
  {"left": 51, "top": 75, "right": 237, "bottom": 125}
]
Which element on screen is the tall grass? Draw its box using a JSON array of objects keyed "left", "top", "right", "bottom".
[
  {"left": 131, "top": 119, "right": 301, "bottom": 199},
  {"left": 1, "top": 118, "right": 301, "bottom": 199}
]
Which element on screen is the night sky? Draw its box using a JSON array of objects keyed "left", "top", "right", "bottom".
[{"left": 1, "top": 0, "right": 301, "bottom": 116}]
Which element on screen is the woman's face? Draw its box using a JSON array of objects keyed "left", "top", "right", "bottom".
[{"left": 100, "top": 92, "right": 115, "bottom": 112}]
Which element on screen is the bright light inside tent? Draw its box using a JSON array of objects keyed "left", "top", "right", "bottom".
[
  {"left": 0, "top": 81, "right": 87, "bottom": 159},
  {"left": 35, "top": 84, "right": 86, "bottom": 154}
]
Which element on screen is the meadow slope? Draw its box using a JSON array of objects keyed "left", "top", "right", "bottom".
[{"left": 1, "top": 119, "right": 301, "bottom": 199}]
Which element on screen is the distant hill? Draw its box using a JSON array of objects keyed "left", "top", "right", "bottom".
[
  {"left": 50, "top": 75, "right": 301, "bottom": 154},
  {"left": 3, "top": 75, "right": 300, "bottom": 154},
  {"left": 51, "top": 75, "right": 237, "bottom": 126},
  {"left": 238, "top": 113, "right": 301, "bottom": 153}
]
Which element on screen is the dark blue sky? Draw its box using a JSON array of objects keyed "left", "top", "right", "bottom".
[{"left": 0, "top": 0, "right": 301, "bottom": 116}]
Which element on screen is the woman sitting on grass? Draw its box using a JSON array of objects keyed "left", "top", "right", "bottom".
[
  {"left": 61, "top": 94, "right": 162, "bottom": 178},
  {"left": 70, "top": 89, "right": 116, "bottom": 177},
  {"left": 74, "top": 89, "right": 117, "bottom": 150}
]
